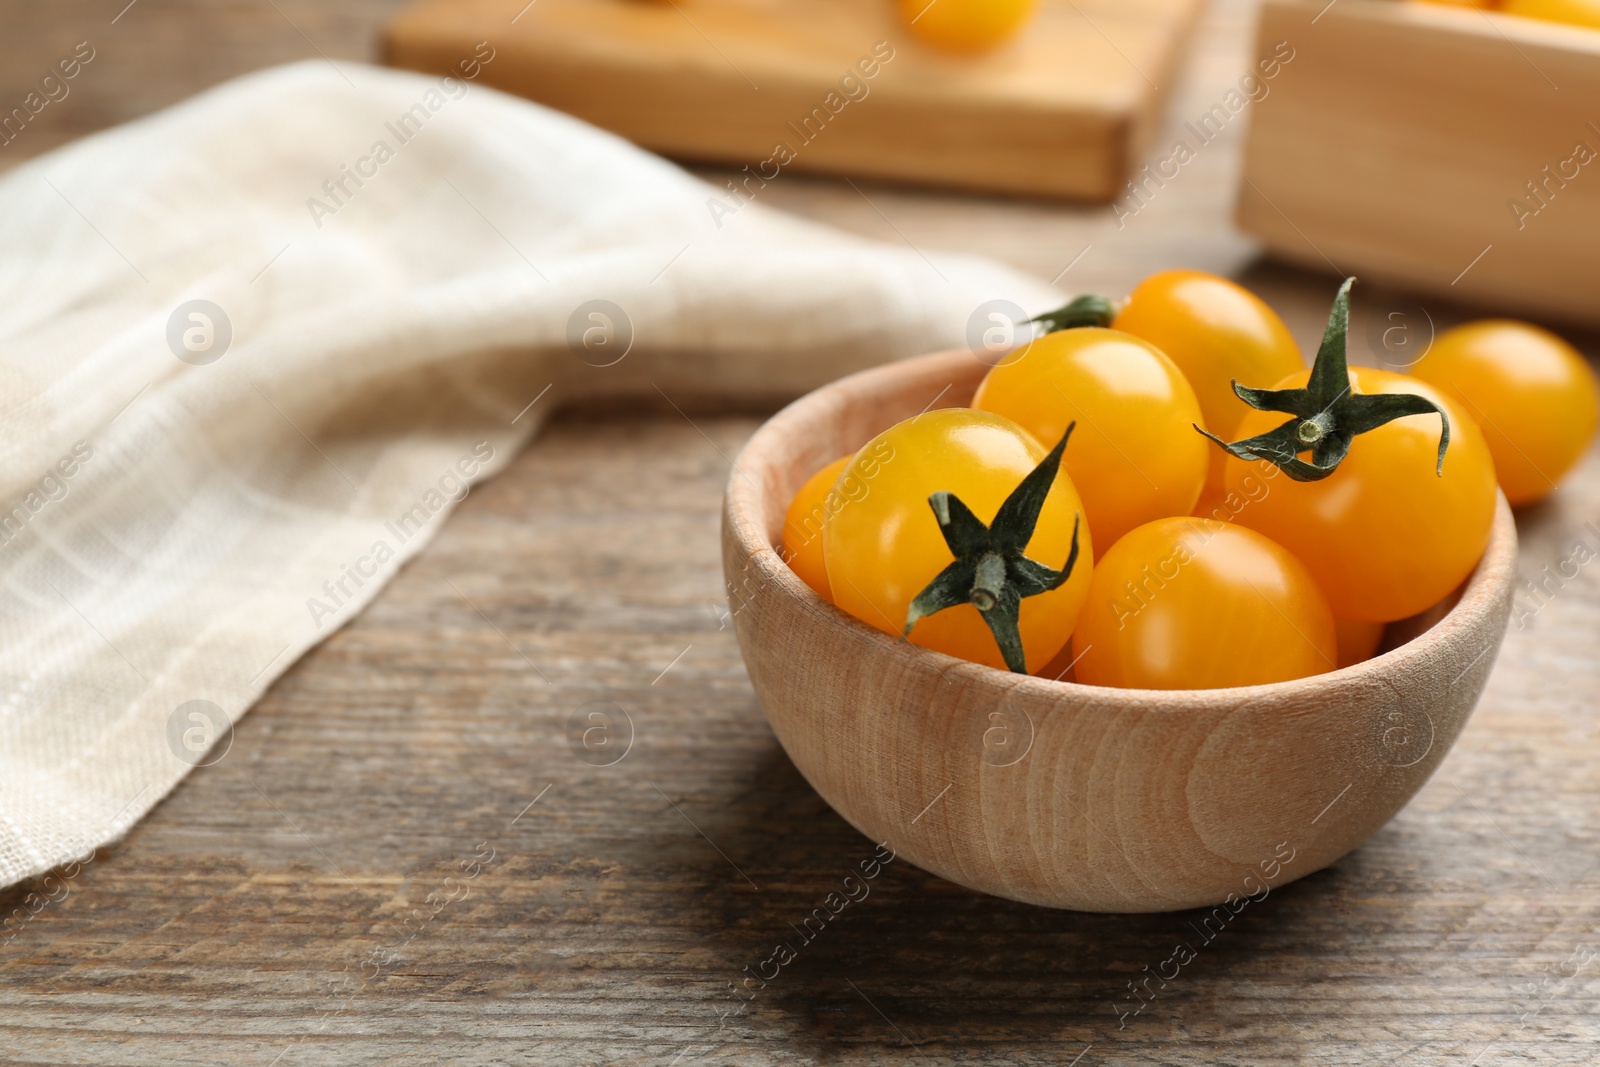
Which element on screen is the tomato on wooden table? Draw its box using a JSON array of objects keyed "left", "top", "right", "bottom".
[
  {"left": 1409, "top": 319, "right": 1599, "bottom": 507},
  {"left": 1502, "top": 0, "right": 1600, "bottom": 27},
  {"left": 897, "top": 0, "right": 1037, "bottom": 51}
]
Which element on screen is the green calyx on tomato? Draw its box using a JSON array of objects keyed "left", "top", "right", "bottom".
[
  {"left": 1030, "top": 294, "right": 1116, "bottom": 334},
  {"left": 1197, "top": 277, "right": 1450, "bottom": 482},
  {"left": 902, "top": 423, "right": 1084, "bottom": 674}
]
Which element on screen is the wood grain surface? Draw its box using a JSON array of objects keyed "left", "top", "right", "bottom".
[
  {"left": 382, "top": 0, "right": 1202, "bottom": 200},
  {"left": 3, "top": 0, "right": 1600, "bottom": 1064},
  {"left": 1240, "top": 0, "right": 1600, "bottom": 327}
]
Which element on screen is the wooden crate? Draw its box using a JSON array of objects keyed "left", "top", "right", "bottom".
[
  {"left": 1239, "top": 0, "right": 1600, "bottom": 326},
  {"left": 382, "top": 0, "right": 1202, "bottom": 202}
]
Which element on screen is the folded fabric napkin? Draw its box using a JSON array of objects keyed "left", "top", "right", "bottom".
[{"left": 0, "top": 59, "right": 1058, "bottom": 889}]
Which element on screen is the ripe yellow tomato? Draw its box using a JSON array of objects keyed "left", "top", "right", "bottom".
[
  {"left": 971, "top": 327, "right": 1208, "bottom": 553},
  {"left": 1071, "top": 517, "right": 1337, "bottom": 690},
  {"left": 1335, "top": 618, "right": 1385, "bottom": 669},
  {"left": 824, "top": 409, "right": 1092, "bottom": 673},
  {"left": 1409, "top": 320, "right": 1599, "bottom": 507},
  {"left": 1112, "top": 270, "right": 1305, "bottom": 503},
  {"left": 1224, "top": 367, "right": 1497, "bottom": 623},
  {"left": 1501, "top": 0, "right": 1600, "bottom": 27},
  {"left": 782, "top": 456, "right": 850, "bottom": 598},
  {"left": 897, "top": 0, "right": 1037, "bottom": 51}
]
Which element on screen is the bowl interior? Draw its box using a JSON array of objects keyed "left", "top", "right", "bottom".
[{"left": 741, "top": 350, "right": 1483, "bottom": 678}]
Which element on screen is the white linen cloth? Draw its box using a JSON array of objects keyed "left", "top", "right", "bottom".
[{"left": 0, "top": 60, "right": 1058, "bottom": 889}]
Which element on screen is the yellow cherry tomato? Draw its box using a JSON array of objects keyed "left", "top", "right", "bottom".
[
  {"left": 1113, "top": 270, "right": 1305, "bottom": 503},
  {"left": 897, "top": 0, "right": 1037, "bottom": 52},
  {"left": 1502, "top": 0, "right": 1600, "bottom": 27},
  {"left": 1409, "top": 320, "right": 1599, "bottom": 507},
  {"left": 1071, "top": 517, "right": 1337, "bottom": 690},
  {"left": 1224, "top": 367, "right": 1498, "bottom": 623},
  {"left": 1335, "top": 618, "right": 1386, "bottom": 669},
  {"left": 824, "top": 408, "right": 1092, "bottom": 673},
  {"left": 783, "top": 456, "right": 850, "bottom": 598},
  {"left": 971, "top": 327, "right": 1209, "bottom": 553}
]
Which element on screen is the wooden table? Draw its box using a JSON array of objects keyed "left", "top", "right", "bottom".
[{"left": 3, "top": 2, "right": 1598, "bottom": 1063}]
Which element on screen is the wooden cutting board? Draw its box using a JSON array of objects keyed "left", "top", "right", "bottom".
[{"left": 382, "top": 0, "right": 1202, "bottom": 201}]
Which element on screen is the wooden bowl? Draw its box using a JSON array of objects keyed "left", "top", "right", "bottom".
[{"left": 722, "top": 350, "right": 1518, "bottom": 912}]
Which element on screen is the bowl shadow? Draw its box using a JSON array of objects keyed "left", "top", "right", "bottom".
[{"left": 673, "top": 744, "right": 1366, "bottom": 1062}]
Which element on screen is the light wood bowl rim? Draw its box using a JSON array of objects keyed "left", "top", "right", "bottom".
[{"left": 725, "top": 348, "right": 1518, "bottom": 708}]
